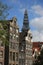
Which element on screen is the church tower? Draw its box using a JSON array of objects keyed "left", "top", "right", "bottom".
[
  {"left": 19, "top": 9, "right": 33, "bottom": 65},
  {"left": 22, "top": 10, "right": 29, "bottom": 37}
]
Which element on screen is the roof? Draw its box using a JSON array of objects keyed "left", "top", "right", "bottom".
[
  {"left": 33, "top": 42, "right": 43, "bottom": 47},
  {"left": 33, "top": 42, "right": 43, "bottom": 51}
]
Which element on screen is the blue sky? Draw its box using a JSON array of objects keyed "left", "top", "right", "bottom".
[{"left": 1, "top": 0, "right": 43, "bottom": 41}]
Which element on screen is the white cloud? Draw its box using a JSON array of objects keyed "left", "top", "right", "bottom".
[
  {"left": 30, "top": 5, "right": 43, "bottom": 42},
  {"left": 30, "top": 16, "right": 43, "bottom": 42},
  {"left": 31, "top": 5, "right": 43, "bottom": 16},
  {"left": 32, "top": 30, "right": 43, "bottom": 42},
  {"left": 30, "top": 17, "right": 43, "bottom": 31}
]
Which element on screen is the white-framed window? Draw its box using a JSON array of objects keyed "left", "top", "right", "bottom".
[
  {"left": 16, "top": 53, "right": 18, "bottom": 61},
  {"left": 10, "top": 33, "right": 12, "bottom": 36},
  {"left": 13, "top": 34, "right": 15, "bottom": 39},
  {"left": 16, "top": 35, "right": 19, "bottom": 41},
  {"left": 26, "top": 44, "right": 32, "bottom": 49},
  {"left": 15, "top": 43, "right": 18, "bottom": 50},
  {"left": 10, "top": 27, "right": 12, "bottom": 31},
  {"left": 9, "top": 42, "right": 12, "bottom": 48},
  {"left": 26, "top": 50, "right": 32, "bottom": 56},
  {"left": 9, "top": 52, "right": 12, "bottom": 60},
  {"left": 10, "top": 33, "right": 13, "bottom": 39},
  {"left": 12, "top": 43, "right": 15, "bottom": 49},
  {"left": 16, "top": 29, "right": 18, "bottom": 33},
  {"left": 13, "top": 52, "right": 15, "bottom": 61},
  {"left": 16, "top": 35, "right": 18, "bottom": 37}
]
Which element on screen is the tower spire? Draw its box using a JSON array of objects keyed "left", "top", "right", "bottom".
[{"left": 22, "top": 9, "right": 29, "bottom": 32}]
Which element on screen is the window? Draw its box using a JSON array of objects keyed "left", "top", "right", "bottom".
[
  {"left": 16, "top": 29, "right": 18, "bottom": 33},
  {"left": 16, "top": 35, "right": 18, "bottom": 37},
  {"left": 9, "top": 42, "right": 12, "bottom": 48},
  {"left": 16, "top": 35, "right": 19, "bottom": 41},
  {"left": 25, "top": 64, "right": 27, "bottom": 65},
  {"left": 10, "top": 52, "right": 12, "bottom": 60},
  {"left": 29, "top": 60, "right": 32, "bottom": 65},
  {"left": 15, "top": 43, "right": 18, "bottom": 50},
  {"left": 10, "top": 33, "right": 12, "bottom": 39},
  {"left": 10, "top": 27, "right": 12, "bottom": 31},
  {"left": 10, "top": 43, "right": 18, "bottom": 50},
  {"left": 16, "top": 53, "right": 18, "bottom": 61},
  {"left": 0, "top": 62, "right": 2, "bottom": 65},
  {"left": 26, "top": 44, "right": 32, "bottom": 49},
  {"left": 13, "top": 34, "right": 15, "bottom": 39},
  {"left": 10, "top": 33, "right": 12, "bottom": 36},
  {"left": 0, "top": 51, "right": 3, "bottom": 58},
  {"left": 26, "top": 60, "right": 28, "bottom": 64},
  {"left": 22, "top": 59, "right": 25, "bottom": 65},
  {"left": 12, "top": 43, "right": 15, "bottom": 49},
  {"left": 13, "top": 52, "right": 15, "bottom": 61},
  {"left": 30, "top": 45, "right": 32, "bottom": 49}
]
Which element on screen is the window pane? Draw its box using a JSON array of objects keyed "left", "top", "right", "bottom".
[
  {"left": 16, "top": 53, "right": 18, "bottom": 61},
  {"left": 16, "top": 35, "right": 19, "bottom": 41},
  {"left": 13, "top": 52, "right": 15, "bottom": 61},
  {"left": 10, "top": 27, "right": 12, "bottom": 31},
  {"left": 12, "top": 43, "right": 15, "bottom": 49},
  {"left": 10, "top": 52, "right": 12, "bottom": 60},
  {"left": 15, "top": 43, "right": 18, "bottom": 50},
  {"left": 9, "top": 42, "right": 12, "bottom": 48},
  {"left": 13, "top": 34, "right": 15, "bottom": 39},
  {"left": 16, "top": 29, "right": 18, "bottom": 33}
]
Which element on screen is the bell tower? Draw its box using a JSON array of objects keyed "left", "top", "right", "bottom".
[
  {"left": 22, "top": 10, "right": 29, "bottom": 36},
  {"left": 19, "top": 10, "right": 30, "bottom": 65}
]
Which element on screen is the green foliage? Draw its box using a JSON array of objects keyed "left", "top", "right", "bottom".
[{"left": 0, "top": 21, "right": 9, "bottom": 46}]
